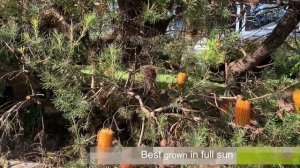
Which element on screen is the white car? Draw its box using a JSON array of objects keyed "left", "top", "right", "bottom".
[{"left": 194, "top": 3, "right": 300, "bottom": 52}]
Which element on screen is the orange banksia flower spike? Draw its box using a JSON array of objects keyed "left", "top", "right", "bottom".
[
  {"left": 97, "top": 128, "right": 114, "bottom": 149},
  {"left": 292, "top": 89, "right": 300, "bottom": 114},
  {"left": 97, "top": 128, "right": 114, "bottom": 164},
  {"left": 176, "top": 72, "right": 188, "bottom": 88},
  {"left": 235, "top": 95, "right": 251, "bottom": 127}
]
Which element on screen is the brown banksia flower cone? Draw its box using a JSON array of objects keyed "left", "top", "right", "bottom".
[
  {"left": 235, "top": 95, "right": 251, "bottom": 127},
  {"left": 141, "top": 65, "right": 157, "bottom": 91},
  {"left": 292, "top": 89, "right": 300, "bottom": 114}
]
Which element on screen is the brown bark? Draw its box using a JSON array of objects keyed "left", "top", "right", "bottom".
[
  {"left": 227, "top": 2, "right": 300, "bottom": 82},
  {"left": 39, "top": 8, "right": 70, "bottom": 34}
]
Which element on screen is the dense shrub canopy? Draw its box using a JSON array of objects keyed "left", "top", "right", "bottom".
[{"left": 0, "top": 0, "right": 300, "bottom": 167}]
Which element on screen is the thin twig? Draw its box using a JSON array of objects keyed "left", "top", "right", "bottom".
[
  {"left": 91, "top": 68, "right": 95, "bottom": 89},
  {"left": 0, "top": 70, "right": 22, "bottom": 80},
  {"left": 225, "top": 62, "right": 228, "bottom": 81},
  {"left": 207, "top": 101, "right": 227, "bottom": 114},
  {"left": 164, "top": 113, "right": 200, "bottom": 122},
  {"left": 87, "top": 87, "right": 103, "bottom": 101},
  {"left": 169, "top": 119, "right": 181, "bottom": 135},
  {"left": 154, "top": 117, "right": 164, "bottom": 139},
  {"left": 138, "top": 117, "right": 145, "bottom": 147},
  {"left": 153, "top": 103, "right": 200, "bottom": 113},
  {"left": 126, "top": 91, "right": 154, "bottom": 118},
  {"left": 218, "top": 96, "right": 238, "bottom": 100},
  {"left": 111, "top": 109, "right": 125, "bottom": 132},
  {"left": 154, "top": 105, "right": 173, "bottom": 112},
  {"left": 239, "top": 48, "right": 247, "bottom": 57},
  {"left": 250, "top": 81, "right": 300, "bottom": 101},
  {"left": 179, "top": 107, "right": 200, "bottom": 113},
  {"left": 213, "top": 93, "right": 219, "bottom": 108}
]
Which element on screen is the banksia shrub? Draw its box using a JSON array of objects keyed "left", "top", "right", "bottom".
[
  {"left": 176, "top": 72, "right": 188, "bottom": 87},
  {"left": 292, "top": 89, "right": 300, "bottom": 114},
  {"left": 235, "top": 96, "right": 251, "bottom": 127},
  {"left": 97, "top": 128, "right": 114, "bottom": 149}
]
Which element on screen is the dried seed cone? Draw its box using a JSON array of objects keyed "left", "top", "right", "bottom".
[
  {"left": 176, "top": 72, "right": 188, "bottom": 87},
  {"left": 292, "top": 89, "right": 300, "bottom": 114},
  {"left": 235, "top": 96, "right": 251, "bottom": 127},
  {"left": 141, "top": 65, "right": 157, "bottom": 90},
  {"left": 97, "top": 128, "right": 114, "bottom": 149}
]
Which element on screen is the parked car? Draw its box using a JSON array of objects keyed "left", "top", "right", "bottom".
[
  {"left": 194, "top": 3, "right": 300, "bottom": 52},
  {"left": 236, "top": 3, "right": 299, "bottom": 40}
]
